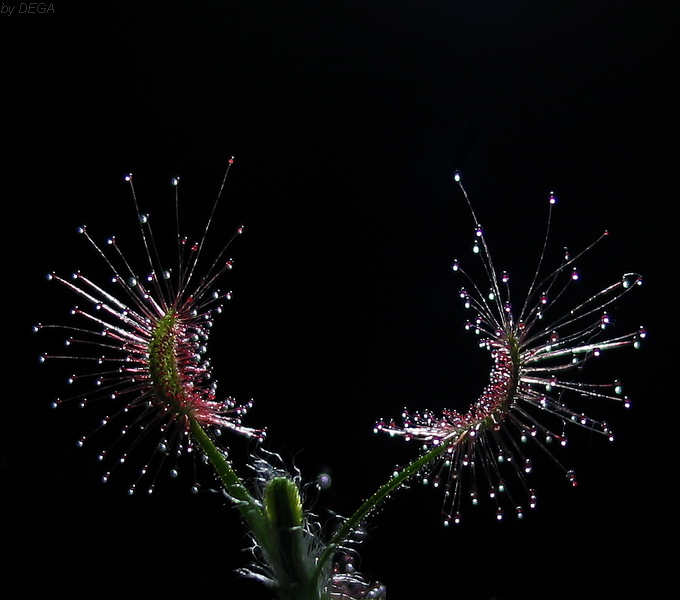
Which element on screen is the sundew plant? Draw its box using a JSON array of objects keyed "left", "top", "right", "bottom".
[{"left": 36, "top": 161, "right": 645, "bottom": 599}]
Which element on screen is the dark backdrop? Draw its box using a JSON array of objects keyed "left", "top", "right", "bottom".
[{"left": 4, "top": 2, "right": 675, "bottom": 598}]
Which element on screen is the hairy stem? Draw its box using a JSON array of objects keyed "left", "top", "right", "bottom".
[
  {"left": 312, "top": 434, "right": 464, "bottom": 587},
  {"left": 189, "top": 418, "right": 269, "bottom": 543},
  {"left": 190, "top": 422, "right": 323, "bottom": 600}
]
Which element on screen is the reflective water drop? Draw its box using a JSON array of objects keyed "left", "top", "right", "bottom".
[
  {"left": 634, "top": 326, "right": 647, "bottom": 349},
  {"left": 317, "top": 472, "right": 332, "bottom": 490},
  {"left": 622, "top": 273, "right": 642, "bottom": 289},
  {"left": 529, "top": 490, "right": 537, "bottom": 509}
]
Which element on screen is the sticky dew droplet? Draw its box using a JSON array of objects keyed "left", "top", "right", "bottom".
[
  {"left": 622, "top": 273, "right": 642, "bottom": 289},
  {"left": 529, "top": 491, "right": 538, "bottom": 509},
  {"left": 566, "top": 470, "right": 578, "bottom": 487},
  {"left": 317, "top": 472, "right": 332, "bottom": 490}
]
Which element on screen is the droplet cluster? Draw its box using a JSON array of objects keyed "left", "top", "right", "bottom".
[
  {"left": 376, "top": 179, "right": 645, "bottom": 523},
  {"left": 36, "top": 165, "right": 263, "bottom": 493}
]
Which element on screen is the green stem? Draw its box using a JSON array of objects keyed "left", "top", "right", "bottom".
[
  {"left": 312, "top": 433, "right": 464, "bottom": 587},
  {"left": 191, "top": 416, "right": 463, "bottom": 600},
  {"left": 189, "top": 421, "right": 320, "bottom": 600},
  {"left": 188, "top": 418, "right": 269, "bottom": 543}
]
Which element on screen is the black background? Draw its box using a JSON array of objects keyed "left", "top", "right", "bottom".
[{"left": 3, "top": 2, "right": 675, "bottom": 598}]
